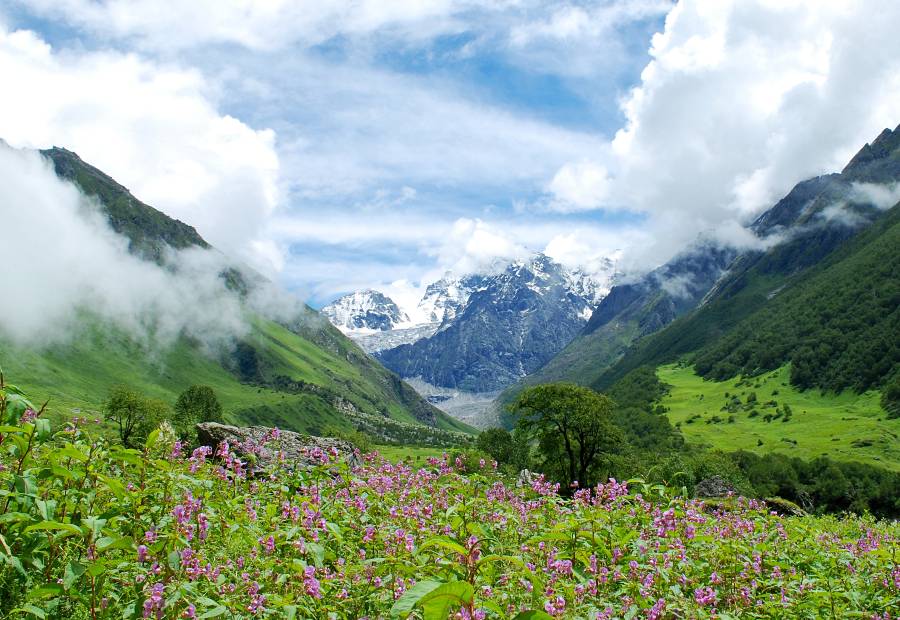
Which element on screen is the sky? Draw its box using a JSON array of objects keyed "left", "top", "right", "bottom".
[{"left": 1, "top": 0, "right": 899, "bottom": 308}]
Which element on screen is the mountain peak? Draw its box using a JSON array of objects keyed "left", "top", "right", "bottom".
[
  {"left": 321, "top": 290, "right": 410, "bottom": 332},
  {"left": 842, "top": 124, "right": 900, "bottom": 175}
]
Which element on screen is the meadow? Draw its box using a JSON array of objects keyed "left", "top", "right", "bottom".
[
  {"left": 1, "top": 378, "right": 898, "bottom": 619},
  {"left": 659, "top": 364, "right": 900, "bottom": 471}
]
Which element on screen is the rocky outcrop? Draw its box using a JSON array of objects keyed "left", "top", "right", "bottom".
[
  {"left": 196, "top": 422, "right": 360, "bottom": 470},
  {"left": 694, "top": 476, "right": 736, "bottom": 498}
]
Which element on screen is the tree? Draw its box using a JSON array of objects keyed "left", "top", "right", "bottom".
[
  {"left": 105, "top": 386, "right": 169, "bottom": 447},
  {"left": 173, "top": 385, "right": 223, "bottom": 440},
  {"left": 512, "top": 383, "right": 624, "bottom": 488},
  {"left": 476, "top": 427, "right": 531, "bottom": 471}
]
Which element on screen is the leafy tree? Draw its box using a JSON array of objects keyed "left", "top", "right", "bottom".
[
  {"left": 476, "top": 428, "right": 514, "bottom": 463},
  {"left": 105, "top": 385, "right": 169, "bottom": 447},
  {"left": 173, "top": 385, "right": 223, "bottom": 439},
  {"left": 475, "top": 427, "right": 531, "bottom": 472},
  {"left": 512, "top": 383, "right": 624, "bottom": 488}
]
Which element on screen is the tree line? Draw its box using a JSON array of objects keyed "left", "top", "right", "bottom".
[{"left": 475, "top": 367, "right": 900, "bottom": 517}]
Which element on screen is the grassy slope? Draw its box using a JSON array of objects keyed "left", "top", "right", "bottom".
[
  {"left": 1, "top": 314, "right": 473, "bottom": 437},
  {"left": 658, "top": 364, "right": 900, "bottom": 470},
  {"left": 17, "top": 147, "right": 474, "bottom": 439}
]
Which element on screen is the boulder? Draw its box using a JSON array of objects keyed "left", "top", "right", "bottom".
[
  {"left": 195, "top": 422, "right": 360, "bottom": 470},
  {"left": 694, "top": 476, "right": 736, "bottom": 498}
]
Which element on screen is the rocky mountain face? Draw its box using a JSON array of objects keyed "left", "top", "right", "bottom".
[
  {"left": 496, "top": 241, "right": 738, "bottom": 405},
  {"left": 321, "top": 290, "right": 410, "bottom": 332},
  {"left": 416, "top": 273, "right": 490, "bottom": 325},
  {"left": 375, "top": 254, "right": 614, "bottom": 392}
]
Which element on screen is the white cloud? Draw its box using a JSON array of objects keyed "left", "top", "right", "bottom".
[
  {"left": 506, "top": 0, "right": 672, "bottom": 77},
  {"left": 546, "top": 161, "right": 612, "bottom": 211},
  {"left": 547, "top": 0, "right": 900, "bottom": 267},
  {"left": 431, "top": 218, "right": 529, "bottom": 276},
  {"left": 0, "top": 143, "right": 248, "bottom": 348},
  {"left": 850, "top": 182, "right": 900, "bottom": 211},
  {"left": 0, "top": 25, "right": 281, "bottom": 274},
  {"left": 259, "top": 56, "right": 608, "bottom": 201},
  {"left": 13, "top": 0, "right": 476, "bottom": 51}
]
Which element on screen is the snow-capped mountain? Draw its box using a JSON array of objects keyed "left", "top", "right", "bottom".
[
  {"left": 376, "top": 253, "right": 617, "bottom": 392},
  {"left": 321, "top": 290, "right": 409, "bottom": 333},
  {"left": 416, "top": 273, "right": 488, "bottom": 325}
]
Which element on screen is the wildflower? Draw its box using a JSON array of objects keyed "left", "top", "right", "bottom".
[
  {"left": 694, "top": 586, "right": 717, "bottom": 607},
  {"left": 143, "top": 582, "right": 165, "bottom": 619}
]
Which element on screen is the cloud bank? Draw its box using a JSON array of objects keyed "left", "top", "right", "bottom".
[
  {"left": 547, "top": 0, "right": 900, "bottom": 267},
  {"left": 0, "top": 143, "right": 250, "bottom": 349}
]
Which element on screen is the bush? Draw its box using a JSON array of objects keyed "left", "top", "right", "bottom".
[
  {"left": 172, "top": 385, "right": 223, "bottom": 440},
  {"left": 104, "top": 385, "right": 170, "bottom": 447}
]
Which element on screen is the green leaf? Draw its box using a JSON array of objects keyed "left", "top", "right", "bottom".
[
  {"left": 0, "top": 512, "right": 33, "bottom": 525},
  {"left": 63, "top": 560, "right": 86, "bottom": 590},
  {"left": 390, "top": 580, "right": 444, "bottom": 617},
  {"left": 417, "top": 536, "right": 468, "bottom": 557},
  {"left": 198, "top": 606, "right": 229, "bottom": 619},
  {"left": 306, "top": 542, "right": 325, "bottom": 568},
  {"left": 419, "top": 582, "right": 473, "bottom": 620},
  {"left": 511, "top": 613, "right": 554, "bottom": 620},
  {"left": 81, "top": 517, "right": 107, "bottom": 540},
  {"left": 34, "top": 419, "right": 51, "bottom": 443},
  {"left": 11, "top": 604, "right": 46, "bottom": 619},
  {"left": 24, "top": 521, "right": 83, "bottom": 537},
  {"left": 26, "top": 585, "right": 64, "bottom": 600},
  {"left": 145, "top": 428, "right": 161, "bottom": 451},
  {"left": 96, "top": 535, "right": 134, "bottom": 552},
  {"left": 54, "top": 446, "right": 89, "bottom": 463}
]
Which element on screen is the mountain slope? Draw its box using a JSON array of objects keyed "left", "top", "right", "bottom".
[
  {"left": 593, "top": 125, "right": 900, "bottom": 397},
  {"left": 377, "top": 254, "right": 609, "bottom": 392},
  {"left": 1, "top": 146, "right": 472, "bottom": 438},
  {"left": 501, "top": 242, "right": 737, "bottom": 399}
]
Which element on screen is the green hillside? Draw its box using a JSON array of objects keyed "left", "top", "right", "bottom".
[
  {"left": 0, "top": 146, "right": 474, "bottom": 441},
  {"left": 0, "top": 312, "right": 473, "bottom": 439},
  {"left": 592, "top": 128, "right": 900, "bottom": 396},
  {"left": 659, "top": 364, "right": 899, "bottom": 470},
  {"left": 595, "top": 201, "right": 899, "bottom": 399}
]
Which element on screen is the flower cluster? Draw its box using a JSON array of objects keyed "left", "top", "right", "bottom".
[{"left": 1, "top": 416, "right": 898, "bottom": 619}]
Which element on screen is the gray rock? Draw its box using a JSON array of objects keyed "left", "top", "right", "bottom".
[
  {"left": 196, "top": 422, "right": 360, "bottom": 470},
  {"left": 694, "top": 476, "right": 736, "bottom": 498}
]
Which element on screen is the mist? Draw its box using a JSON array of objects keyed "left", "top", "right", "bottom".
[{"left": 0, "top": 143, "right": 267, "bottom": 351}]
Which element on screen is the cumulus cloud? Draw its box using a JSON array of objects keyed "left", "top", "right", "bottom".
[
  {"left": 547, "top": 0, "right": 900, "bottom": 268},
  {"left": 545, "top": 161, "right": 612, "bottom": 212},
  {"left": 0, "top": 144, "right": 250, "bottom": 349},
  {"left": 431, "top": 218, "right": 530, "bottom": 276},
  {"left": 0, "top": 25, "right": 281, "bottom": 274}
]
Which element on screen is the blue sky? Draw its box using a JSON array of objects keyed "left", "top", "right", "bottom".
[{"left": 2, "top": 1, "right": 898, "bottom": 309}]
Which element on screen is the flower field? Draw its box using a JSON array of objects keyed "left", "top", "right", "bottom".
[{"left": 1, "top": 381, "right": 899, "bottom": 619}]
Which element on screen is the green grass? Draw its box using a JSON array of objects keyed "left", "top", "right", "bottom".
[
  {"left": 373, "top": 444, "right": 447, "bottom": 463},
  {"left": 0, "top": 313, "right": 474, "bottom": 438},
  {"left": 658, "top": 363, "right": 900, "bottom": 470}
]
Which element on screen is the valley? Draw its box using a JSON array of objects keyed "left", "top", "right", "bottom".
[{"left": 3, "top": 5, "right": 900, "bottom": 616}]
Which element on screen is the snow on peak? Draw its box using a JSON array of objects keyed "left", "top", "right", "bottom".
[{"left": 321, "top": 289, "right": 410, "bottom": 333}]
